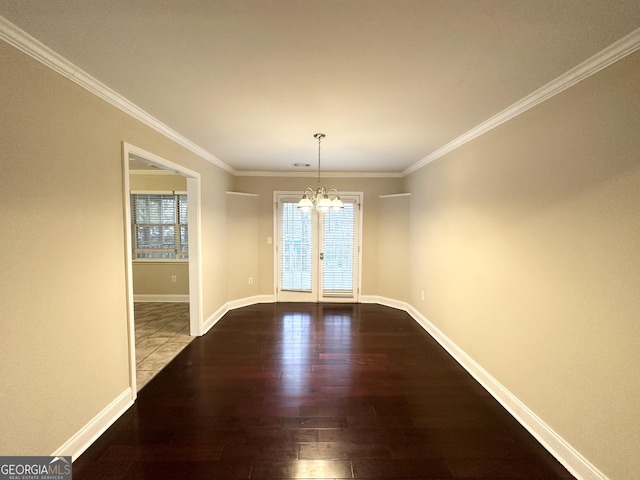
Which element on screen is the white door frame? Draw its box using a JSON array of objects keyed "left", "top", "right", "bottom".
[
  {"left": 122, "top": 142, "right": 203, "bottom": 399},
  {"left": 273, "top": 191, "right": 363, "bottom": 303}
]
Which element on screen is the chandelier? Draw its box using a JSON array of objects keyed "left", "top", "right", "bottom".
[{"left": 297, "top": 133, "right": 344, "bottom": 211}]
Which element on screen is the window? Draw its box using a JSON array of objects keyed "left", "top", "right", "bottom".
[
  {"left": 131, "top": 192, "right": 188, "bottom": 260},
  {"left": 322, "top": 202, "right": 355, "bottom": 293},
  {"left": 280, "top": 201, "right": 313, "bottom": 291}
]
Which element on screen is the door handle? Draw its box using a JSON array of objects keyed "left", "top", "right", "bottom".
[{"left": 319, "top": 252, "right": 324, "bottom": 260}]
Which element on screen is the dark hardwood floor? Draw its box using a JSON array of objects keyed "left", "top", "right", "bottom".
[{"left": 73, "top": 303, "right": 575, "bottom": 479}]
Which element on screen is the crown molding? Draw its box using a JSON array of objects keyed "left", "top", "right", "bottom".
[
  {"left": 0, "top": 16, "right": 236, "bottom": 175},
  {"left": 3, "top": 15, "right": 638, "bottom": 179},
  {"left": 404, "top": 26, "right": 640, "bottom": 176},
  {"left": 379, "top": 193, "right": 411, "bottom": 198},
  {"left": 226, "top": 191, "right": 259, "bottom": 197},
  {"left": 234, "top": 170, "right": 403, "bottom": 178}
]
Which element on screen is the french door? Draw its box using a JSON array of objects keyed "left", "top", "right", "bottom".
[{"left": 275, "top": 193, "right": 362, "bottom": 302}]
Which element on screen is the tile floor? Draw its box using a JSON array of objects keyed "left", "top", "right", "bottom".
[{"left": 134, "top": 302, "right": 192, "bottom": 391}]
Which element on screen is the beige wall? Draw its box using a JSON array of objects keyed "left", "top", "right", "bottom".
[
  {"left": 0, "top": 41, "right": 232, "bottom": 455},
  {"left": 129, "top": 173, "right": 190, "bottom": 297},
  {"left": 226, "top": 193, "right": 260, "bottom": 300},
  {"left": 129, "top": 171, "right": 187, "bottom": 191},
  {"left": 377, "top": 195, "right": 410, "bottom": 302},
  {"left": 132, "top": 263, "right": 190, "bottom": 296},
  {"left": 231, "top": 176, "right": 405, "bottom": 296},
  {"left": 405, "top": 51, "right": 640, "bottom": 479}
]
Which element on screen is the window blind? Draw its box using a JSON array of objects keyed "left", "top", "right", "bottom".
[
  {"left": 280, "top": 201, "right": 312, "bottom": 291},
  {"left": 322, "top": 202, "right": 355, "bottom": 294},
  {"left": 132, "top": 193, "right": 188, "bottom": 259}
]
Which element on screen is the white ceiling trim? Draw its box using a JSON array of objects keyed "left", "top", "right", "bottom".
[
  {"left": 226, "top": 191, "right": 259, "bottom": 197},
  {"left": 404, "top": 26, "right": 640, "bottom": 176},
  {"left": 379, "top": 193, "right": 411, "bottom": 198},
  {"left": 0, "top": 15, "right": 235, "bottom": 175},
  {"left": 234, "top": 170, "right": 403, "bottom": 178},
  {"left": 3, "top": 15, "right": 639, "bottom": 178}
]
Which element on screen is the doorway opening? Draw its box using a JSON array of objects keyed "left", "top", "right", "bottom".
[{"left": 122, "top": 142, "right": 203, "bottom": 395}]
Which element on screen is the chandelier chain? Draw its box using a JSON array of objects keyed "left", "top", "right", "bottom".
[{"left": 314, "top": 133, "right": 324, "bottom": 188}]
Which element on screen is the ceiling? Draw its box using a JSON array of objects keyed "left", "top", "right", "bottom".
[{"left": 2, "top": 1, "right": 640, "bottom": 174}]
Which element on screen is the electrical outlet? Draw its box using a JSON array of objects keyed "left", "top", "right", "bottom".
[
  {"left": 248, "top": 277, "right": 254, "bottom": 285},
  {"left": 171, "top": 275, "right": 177, "bottom": 283}
]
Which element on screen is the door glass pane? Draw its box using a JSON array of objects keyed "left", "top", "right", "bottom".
[
  {"left": 280, "top": 202, "right": 313, "bottom": 291},
  {"left": 322, "top": 203, "right": 355, "bottom": 294}
]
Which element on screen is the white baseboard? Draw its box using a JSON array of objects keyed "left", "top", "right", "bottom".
[
  {"left": 398, "top": 301, "right": 606, "bottom": 480},
  {"left": 226, "top": 294, "right": 275, "bottom": 311},
  {"left": 57, "top": 297, "right": 605, "bottom": 478},
  {"left": 133, "top": 294, "right": 189, "bottom": 303},
  {"left": 202, "top": 295, "right": 275, "bottom": 335},
  {"left": 54, "top": 387, "right": 133, "bottom": 461},
  {"left": 360, "top": 295, "right": 409, "bottom": 312},
  {"left": 202, "top": 303, "right": 228, "bottom": 335}
]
